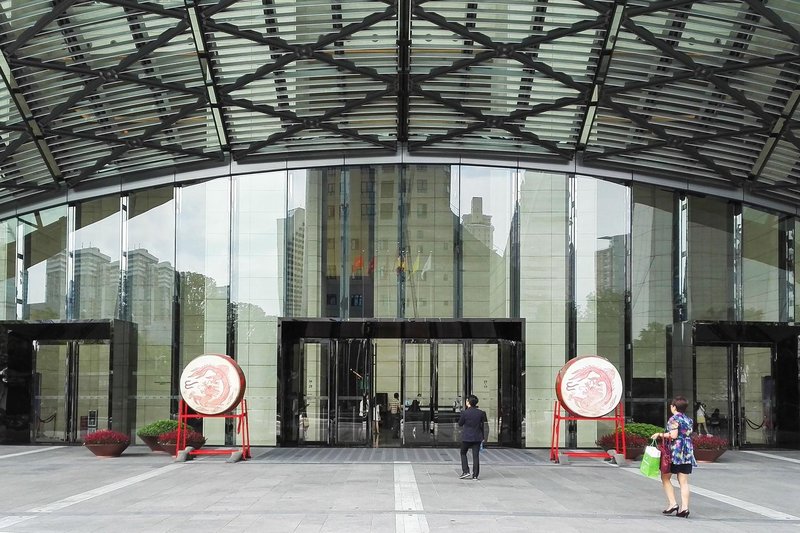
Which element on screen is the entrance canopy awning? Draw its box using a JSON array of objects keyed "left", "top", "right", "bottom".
[{"left": 1, "top": 1, "right": 799, "bottom": 209}]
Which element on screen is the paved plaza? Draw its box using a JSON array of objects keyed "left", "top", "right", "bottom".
[{"left": 1, "top": 445, "right": 799, "bottom": 532}]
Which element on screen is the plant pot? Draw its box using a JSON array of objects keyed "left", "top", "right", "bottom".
[
  {"left": 625, "top": 446, "right": 644, "bottom": 460},
  {"left": 139, "top": 435, "right": 168, "bottom": 452},
  {"left": 85, "top": 443, "right": 129, "bottom": 457},
  {"left": 694, "top": 448, "right": 726, "bottom": 462},
  {"left": 158, "top": 440, "right": 204, "bottom": 454}
]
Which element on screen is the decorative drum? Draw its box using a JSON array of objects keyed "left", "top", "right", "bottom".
[
  {"left": 179, "top": 354, "right": 246, "bottom": 415},
  {"left": 555, "top": 355, "right": 622, "bottom": 418}
]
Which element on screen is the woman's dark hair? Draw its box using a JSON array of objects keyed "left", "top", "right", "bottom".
[
  {"left": 672, "top": 396, "right": 689, "bottom": 413},
  {"left": 468, "top": 394, "right": 479, "bottom": 406}
]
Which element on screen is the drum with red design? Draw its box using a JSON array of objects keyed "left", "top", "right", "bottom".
[
  {"left": 179, "top": 354, "right": 246, "bottom": 415},
  {"left": 555, "top": 355, "right": 622, "bottom": 418}
]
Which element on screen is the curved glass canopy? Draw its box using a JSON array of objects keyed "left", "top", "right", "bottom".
[{"left": 0, "top": 0, "right": 799, "bottom": 209}]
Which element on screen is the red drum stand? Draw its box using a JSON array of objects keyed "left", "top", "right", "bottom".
[
  {"left": 176, "top": 398, "right": 251, "bottom": 460},
  {"left": 550, "top": 400, "right": 625, "bottom": 463}
]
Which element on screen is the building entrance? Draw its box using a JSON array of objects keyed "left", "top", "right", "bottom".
[
  {"left": 0, "top": 320, "right": 137, "bottom": 445},
  {"left": 683, "top": 322, "right": 800, "bottom": 449},
  {"left": 279, "top": 319, "right": 524, "bottom": 447}
]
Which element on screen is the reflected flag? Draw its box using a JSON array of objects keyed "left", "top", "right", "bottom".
[
  {"left": 352, "top": 254, "right": 364, "bottom": 275},
  {"left": 421, "top": 252, "right": 432, "bottom": 280}
]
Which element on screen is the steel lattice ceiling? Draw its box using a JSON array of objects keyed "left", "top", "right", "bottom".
[{"left": 1, "top": 0, "right": 799, "bottom": 210}]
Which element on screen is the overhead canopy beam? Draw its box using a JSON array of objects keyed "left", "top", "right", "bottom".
[
  {"left": 0, "top": 50, "right": 61, "bottom": 183},
  {"left": 578, "top": 0, "right": 626, "bottom": 149},
  {"left": 749, "top": 88, "right": 800, "bottom": 181},
  {"left": 186, "top": 0, "right": 230, "bottom": 151}
]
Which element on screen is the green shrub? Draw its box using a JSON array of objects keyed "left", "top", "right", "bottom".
[
  {"left": 624, "top": 422, "right": 663, "bottom": 439},
  {"left": 136, "top": 419, "right": 182, "bottom": 438}
]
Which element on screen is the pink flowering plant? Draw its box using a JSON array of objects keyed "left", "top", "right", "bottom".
[
  {"left": 83, "top": 430, "right": 130, "bottom": 445},
  {"left": 691, "top": 435, "right": 728, "bottom": 450}
]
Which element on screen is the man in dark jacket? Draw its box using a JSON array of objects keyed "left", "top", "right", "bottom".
[{"left": 458, "top": 394, "right": 488, "bottom": 480}]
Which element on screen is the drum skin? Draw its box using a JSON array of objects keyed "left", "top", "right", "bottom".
[
  {"left": 555, "top": 355, "right": 622, "bottom": 418},
  {"left": 179, "top": 354, "right": 246, "bottom": 415}
]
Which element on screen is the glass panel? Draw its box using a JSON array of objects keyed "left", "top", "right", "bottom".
[
  {"left": 742, "top": 207, "right": 780, "bottom": 321},
  {"left": 687, "top": 196, "right": 734, "bottom": 320},
  {"left": 127, "top": 187, "right": 175, "bottom": 435},
  {"left": 695, "top": 346, "right": 730, "bottom": 440},
  {"left": 403, "top": 164, "right": 456, "bottom": 318},
  {"left": 497, "top": 340, "right": 519, "bottom": 446},
  {"left": 435, "top": 342, "right": 463, "bottom": 445},
  {"left": 472, "top": 343, "right": 499, "bottom": 444},
  {"left": 519, "top": 170, "right": 567, "bottom": 447},
  {"left": 0, "top": 219, "right": 15, "bottom": 319},
  {"left": 334, "top": 339, "right": 369, "bottom": 446},
  {"left": 176, "top": 179, "right": 230, "bottom": 444},
  {"left": 287, "top": 169, "right": 325, "bottom": 317},
  {"left": 319, "top": 168, "right": 343, "bottom": 318},
  {"left": 630, "top": 184, "right": 673, "bottom": 425},
  {"left": 300, "top": 341, "right": 330, "bottom": 445},
  {"left": 403, "top": 342, "right": 433, "bottom": 445},
  {"left": 575, "top": 177, "right": 628, "bottom": 445},
  {"left": 740, "top": 347, "right": 774, "bottom": 446},
  {"left": 345, "top": 167, "right": 375, "bottom": 318},
  {"left": 460, "top": 166, "right": 515, "bottom": 318},
  {"left": 33, "top": 342, "right": 68, "bottom": 443},
  {"left": 232, "top": 172, "right": 286, "bottom": 446},
  {"left": 21, "top": 206, "right": 68, "bottom": 320},
  {"left": 373, "top": 165, "right": 400, "bottom": 318},
  {"left": 73, "top": 196, "right": 121, "bottom": 319},
  {"left": 374, "top": 338, "right": 402, "bottom": 446},
  {"left": 796, "top": 220, "right": 800, "bottom": 322},
  {"left": 76, "top": 341, "right": 110, "bottom": 440}
]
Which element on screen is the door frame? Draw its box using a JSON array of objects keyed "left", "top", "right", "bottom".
[
  {"left": 691, "top": 321, "right": 799, "bottom": 449},
  {"left": 0, "top": 320, "right": 137, "bottom": 444},
  {"left": 278, "top": 318, "right": 525, "bottom": 447}
]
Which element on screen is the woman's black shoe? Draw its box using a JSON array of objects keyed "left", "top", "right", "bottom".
[
  {"left": 662, "top": 505, "right": 678, "bottom": 515},
  {"left": 676, "top": 509, "right": 690, "bottom": 518}
]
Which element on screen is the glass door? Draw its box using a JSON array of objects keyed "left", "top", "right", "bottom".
[
  {"left": 402, "top": 341, "right": 433, "bottom": 445},
  {"left": 32, "top": 340, "right": 111, "bottom": 444},
  {"left": 281, "top": 339, "right": 330, "bottom": 445},
  {"left": 75, "top": 341, "right": 111, "bottom": 443},
  {"left": 33, "top": 341, "right": 70, "bottom": 443},
  {"left": 471, "top": 342, "right": 499, "bottom": 445},
  {"left": 737, "top": 346, "right": 775, "bottom": 447},
  {"left": 695, "top": 346, "right": 731, "bottom": 441},
  {"left": 373, "top": 339, "right": 401, "bottom": 447},
  {"left": 334, "top": 338, "right": 370, "bottom": 446},
  {"left": 434, "top": 342, "right": 464, "bottom": 445}
]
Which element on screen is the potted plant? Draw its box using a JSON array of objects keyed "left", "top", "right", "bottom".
[
  {"left": 84, "top": 430, "right": 130, "bottom": 457},
  {"left": 157, "top": 428, "right": 206, "bottom": 455},
  {"left": 597, "top": 423, "right": 661, "bottom": 460},
  {"left": 692, "top": 434, "right": 728, "bottom": 462},
  {"left": 137, "top": 420, "right": 182, "bottom": 452}
]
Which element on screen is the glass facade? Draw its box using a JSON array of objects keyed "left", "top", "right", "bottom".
[{"left": 2, "top": 163, "right": 800, "bottom": 448}]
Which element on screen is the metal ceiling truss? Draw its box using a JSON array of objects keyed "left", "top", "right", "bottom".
[{"left": 2, "top": 0, "right": 800, "bottom": 210}]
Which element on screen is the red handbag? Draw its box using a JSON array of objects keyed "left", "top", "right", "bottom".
[{"left": 659, "top": 438, "right": 672, "bottom": 474}]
